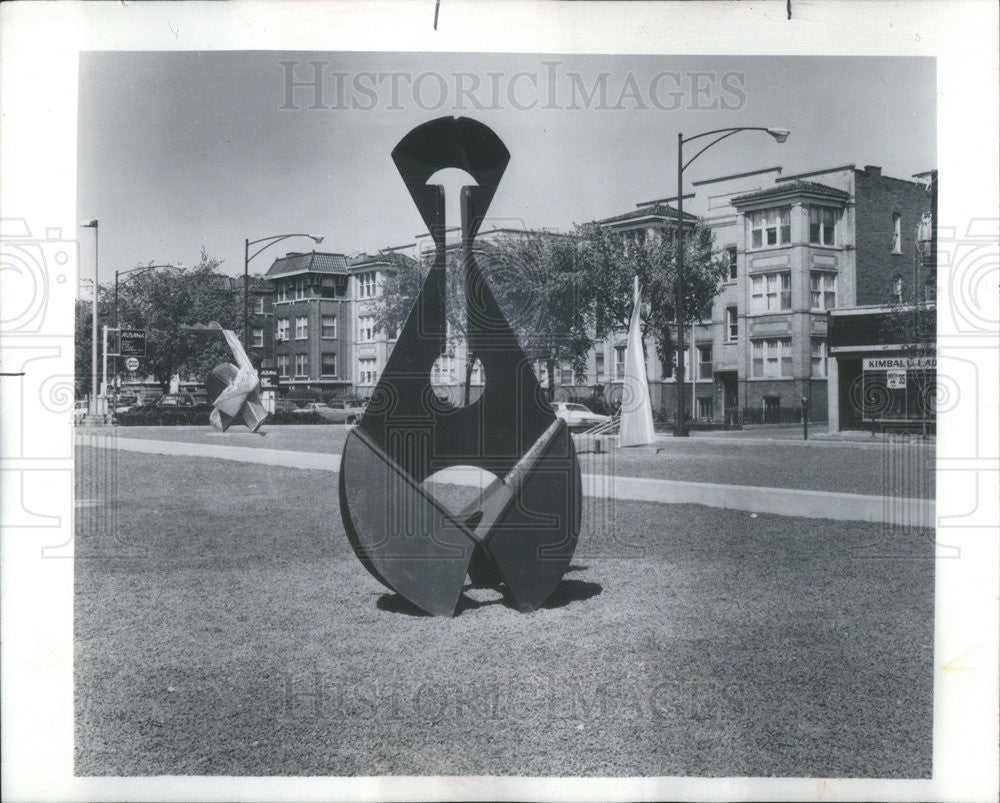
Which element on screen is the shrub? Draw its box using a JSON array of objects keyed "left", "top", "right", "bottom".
[
  {"left": 116, "top": 407, "right": 336, "bottom": 426},
  {"left": 117, "top": 405, "right": 215, "bottom": 426}
]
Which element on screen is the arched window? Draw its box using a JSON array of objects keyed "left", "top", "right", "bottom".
[{"left": 892, "top": 212, "right": 902, "bottom": 254}]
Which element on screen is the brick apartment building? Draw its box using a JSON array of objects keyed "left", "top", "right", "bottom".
[
  {"left": 243, "top": 162, "right": 932, "bottom": 429},
  {"left": 256, "top": 248, "right": 416, "bottom": 397},
  {"left": 588, "top": 163, "right": 933, "bottom": 427}
]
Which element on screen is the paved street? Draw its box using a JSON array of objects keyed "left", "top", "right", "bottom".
[{"left": 109, "top": 424, "right": 935, "bottom": 499}]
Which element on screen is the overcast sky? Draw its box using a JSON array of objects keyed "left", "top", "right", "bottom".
[{"left": 77, "top": 52, "right": 935, "bottom": 284}]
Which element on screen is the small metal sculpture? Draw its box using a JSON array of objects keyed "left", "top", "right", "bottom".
[
  {"left": 184, "top": 322, "right": 268, "bottom": 432},
  {"left": 339, "top": 117, "right": 582, "bottom": 616}
]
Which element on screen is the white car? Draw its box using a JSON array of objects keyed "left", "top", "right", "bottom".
[{"left": 550, "top": 402, "right": 611, "bottom": 431}]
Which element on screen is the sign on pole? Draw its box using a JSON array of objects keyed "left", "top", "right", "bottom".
[
  {"left": 258, "top": 368, "right": 279, "bottom": 390},
  {"left": 119, "top": 329, "right": 147, "bottom": 357},
  {"left": 886, "top": 369, "right": 907, "bottom": 389},
  {"left": 124, "top": 356, "right": 140, "bottom": 372}
]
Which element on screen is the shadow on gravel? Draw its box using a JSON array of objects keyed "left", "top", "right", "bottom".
[{"left": 376, "top": 576, "right": 603, "bottom": 617}]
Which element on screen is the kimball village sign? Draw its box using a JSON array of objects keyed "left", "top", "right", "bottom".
[{"left": 862, "top": 357, "right": 937, "bottom": 371}]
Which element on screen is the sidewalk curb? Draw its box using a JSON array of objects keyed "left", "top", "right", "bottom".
[{"left": 91, "top": 436, "right": 934, "bottom": 527}]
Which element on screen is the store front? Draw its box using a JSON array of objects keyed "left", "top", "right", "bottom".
[{"left": 827, "top": 304, "right": 936, "bottom": 432}]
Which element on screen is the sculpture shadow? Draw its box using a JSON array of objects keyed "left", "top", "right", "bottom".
[{"left": 376, "top": 575, "right": 602, "bottom": 617}]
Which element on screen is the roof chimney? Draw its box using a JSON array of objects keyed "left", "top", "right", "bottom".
[{"left": 864, "top": 165, "right": 882, "bottom": 177}]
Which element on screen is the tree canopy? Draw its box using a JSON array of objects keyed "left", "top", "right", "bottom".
[
  {"left": 76, "top": 249, "right": 242, "bottom": 394},
  {"left": 373, "top": 222, "right": 727, "bottom": 397}
]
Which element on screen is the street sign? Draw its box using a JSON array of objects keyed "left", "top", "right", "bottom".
[
  {"left": 258, "top": 368, "right": 279, "bottom": 390},
  {"left": 124, "top": 357, "right": 140, "bottom": 372},
  {"left": 119, "top": 329, "right": 147, "bottom": 357},
  {"left": 887, "top": 369, "right": 907, "bottom": 389}
]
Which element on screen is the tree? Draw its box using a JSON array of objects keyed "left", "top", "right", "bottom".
[
  {"left": 578, "top": 220, "right": 728, "bottom": 377},
  {"left": 113, "top": 249, "right": 241, "bottom": 391},
  {"left": 375, "top": 234, "right": 597, "bottom": 403},
  {"left": 482, "top": 232, "right": 596, "bottom": 400}
]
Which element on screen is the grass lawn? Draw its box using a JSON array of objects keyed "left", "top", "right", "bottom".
[
  {"left": 75, "top": 449, "right": 934, "bottom": 777},
  {"left": 111, "top": 425, "right": 935, "bottom": 498}
]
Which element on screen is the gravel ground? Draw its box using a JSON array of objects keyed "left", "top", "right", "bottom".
[
  {"left": 110, "top": 425, "right": 935, "bottom": 498},
  {"left": 75, "top": 449, "right": 934, "bottom": 777}
]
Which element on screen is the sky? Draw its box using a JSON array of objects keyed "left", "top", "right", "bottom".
[{"left": 77, "top": 52, "right": 935, "bottom": 285}]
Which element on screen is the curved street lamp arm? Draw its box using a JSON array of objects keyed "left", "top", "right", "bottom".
[
  {"left": 682, "top": 129, "right": 744, "bottom": 173},
  {"left": 681, "top": 125, "right": 789, "bottom": 173},
  {"left": 116, "top": 263, "right": 181, "bottom": 284},
  {"left": 247, "top": 233, "right": 323, "bottom": 264}
]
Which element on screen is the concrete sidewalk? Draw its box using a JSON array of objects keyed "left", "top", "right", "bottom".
[{"left": 82, "top": 434, "right": 935, "bottom": 527}]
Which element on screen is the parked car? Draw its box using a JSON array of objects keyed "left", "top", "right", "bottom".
[
  {"left": 155, "top": 393, "right": 199, "bottom": 408},
  {"left": 114, "top": 395, "right": 139, "bottom": 414},
  {"left": 291, "top": 400, "right": 366, "bottom": 424},
  {"left": 324, "top": 398, "right": 366, "bottom": 424},
  {"left": 550, "top": 401, "right": 612, "bottom": 431}
]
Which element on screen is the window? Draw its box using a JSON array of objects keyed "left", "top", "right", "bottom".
[
  {"left": 809, "top": 206, "right": 838, "bottom": 246},
  {"left": 277, "top": 354, "right": 290, "bottom": 377},
  {"left": 277, "top": 282, "right": 290, "bottom": 303},
  {"left": 321, "top": 353, "right": 337, "bottom": 377},
  {"left": 595, "top": 352, "right": 605, "bottom": 380},
  {"left": 433, "top": 353, "right": 455, "bottom": 383},
  {"left": 810, "top": 271, "right": 837, "bottom": 310},
  {"left": 892, "top": 275, "right": 903, "bottom": 304},
  {"left": 276, "top": 318, "right": 290, "bottom": 341},
  {"left": 358, "top": 314, "right": 375, "bottom": 342},
  {"left": 295, "top": 353, "right": 308, "bottom": 377},
  {"left": 699, "top": 302, "right": 713, "bottom": 323},
  {"left": 614, "top": 345, "right": 626, "bottom": 379},
  {"left": 810, "top": 338, "right": 827, "bottom": 377},
  {"left": 358, "top": 357, "right": 377, "bottom": 385},
  {"left": 750, "top": 271, "right": 791, "bottom": 313},
  {"left": 295, "top": 277, "right": 308, "bottom": 300},
  {"left": 748, "top": 207, "right": 791, "bottom": 249},
  {"left": 251, "top": 327, "right": 264, "bottom": 348},
  {"left": 726, "top": 306, "right": 738, "bottom": 341},
  {"left": 357, "top": 271, "right": 377, "bottom": 299},
  {"left": 321, "top": 315, "right": 337, "bottom": 338},
  {"left": 697, "top": 396, "right": 714, "bottom": 420},
  {"left": 697, "top": 345, "right": 713, "bottom": 380},
  {"left": 751, "top": 338, "right": 793, "bottom": 378},
  {"left": 727, "top": 247, "right": 738, "bottom": 280},
  {"left": 295, "top": 316, "right": 308, "bottom": 339},
  {"left": 892, "top": 212, "right": 902, "bottom": 253},
  {"left": 256, "top": 296, "right": 266, "bottom": 314}
]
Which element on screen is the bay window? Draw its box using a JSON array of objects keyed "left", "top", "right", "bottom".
[
  {"left": 750, "top": 271, "right": 791, "bottom": 313},
  {"left": 810, "top": 271, "right": 837, "bottom": 310},
  {"left": 748, "top": 206, "right": 791, "bottom": 249},
  {"left": 751, "top": 338, "right": 793, "bottom": 378},
  {"left": 809, "top": 206, "right": 839, "bottom": 245}
]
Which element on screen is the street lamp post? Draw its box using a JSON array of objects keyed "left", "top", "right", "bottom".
[
  {"left": 244, "top": 233, "right": 324, "bottom": 350},
  {"left": 80, "top": 220, "right": 100, "bottom": 416},
  {"left": 673, "top": 126, "right": 789, "bottom": 436}
]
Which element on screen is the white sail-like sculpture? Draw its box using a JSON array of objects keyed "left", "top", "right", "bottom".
[{"left": 619, "top": 276, "right": 656, "bottom": 447}]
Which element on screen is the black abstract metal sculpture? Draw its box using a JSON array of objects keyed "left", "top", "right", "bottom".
[{"left": 338, "top": 117, "right": 582, "bottom": 616}]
